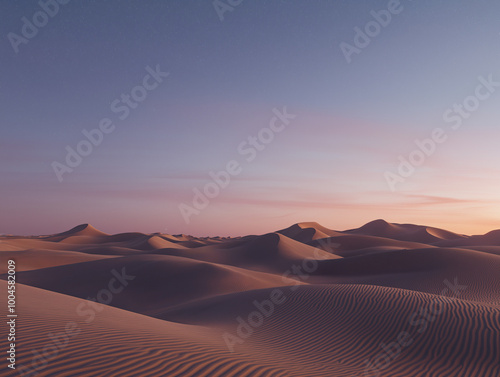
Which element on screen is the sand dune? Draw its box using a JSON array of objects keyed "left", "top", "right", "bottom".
[
  {"left": 151, "top": 233, "right": 339, "bottom": 274},
  {"left": 433, "top": 229, "right": 500, "bottom": 248},
  {"left": 157, "top": 284, "right": 500, "bottom": 376},
  {"left": 308, "top": 234, "right": 433, "bottom": 254},
  {"left": 312, "top": 247, "right": 500, "bottom": 305},
  {"left": 5, "top": 281, "right": 293, "bottom": 377},
  {"left": 1, "top": 220, "right": 499, "bottom": 376},
  {"left": 347, "top": 219, "right": 466, "bottom": 243},
  {"left": 44, "top": 223, "right": 109, "bottom": 241},
  {"left": 9, "top": 254, "right": 304, "bottom": 317},
  {"left": 278, "top": 222, "right": 344, "bottom": 242},
  {"left": 0, "top": 248, "right": 115, "bottom": 273}
]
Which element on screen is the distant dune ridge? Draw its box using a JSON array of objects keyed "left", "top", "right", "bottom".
[{"left": 1, "top": 220, "right": 499, "bottom": 376}]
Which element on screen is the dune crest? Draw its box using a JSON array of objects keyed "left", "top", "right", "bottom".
[{"left": 1, "top": 220, "right": 499, "bottom": 376}]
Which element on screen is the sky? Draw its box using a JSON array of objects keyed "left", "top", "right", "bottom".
[{"left": 2, "top": 0, "right": 500, "bottom": 236}]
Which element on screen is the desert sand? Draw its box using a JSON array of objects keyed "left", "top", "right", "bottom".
[{"left": 1, "top": 220, "right": 499, "bottom": 376}]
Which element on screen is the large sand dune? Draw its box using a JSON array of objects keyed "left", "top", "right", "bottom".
[{"left": 1, "top": 220, "right": 499, "bottom": 376}]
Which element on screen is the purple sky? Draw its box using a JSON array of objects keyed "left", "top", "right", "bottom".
[{"left": 2, "top": 0, "right": 500, "bottom": 236}]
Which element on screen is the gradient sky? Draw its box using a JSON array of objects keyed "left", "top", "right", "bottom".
[{"left": 2, "top": 0, "right": 500, "bottom": 236}]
